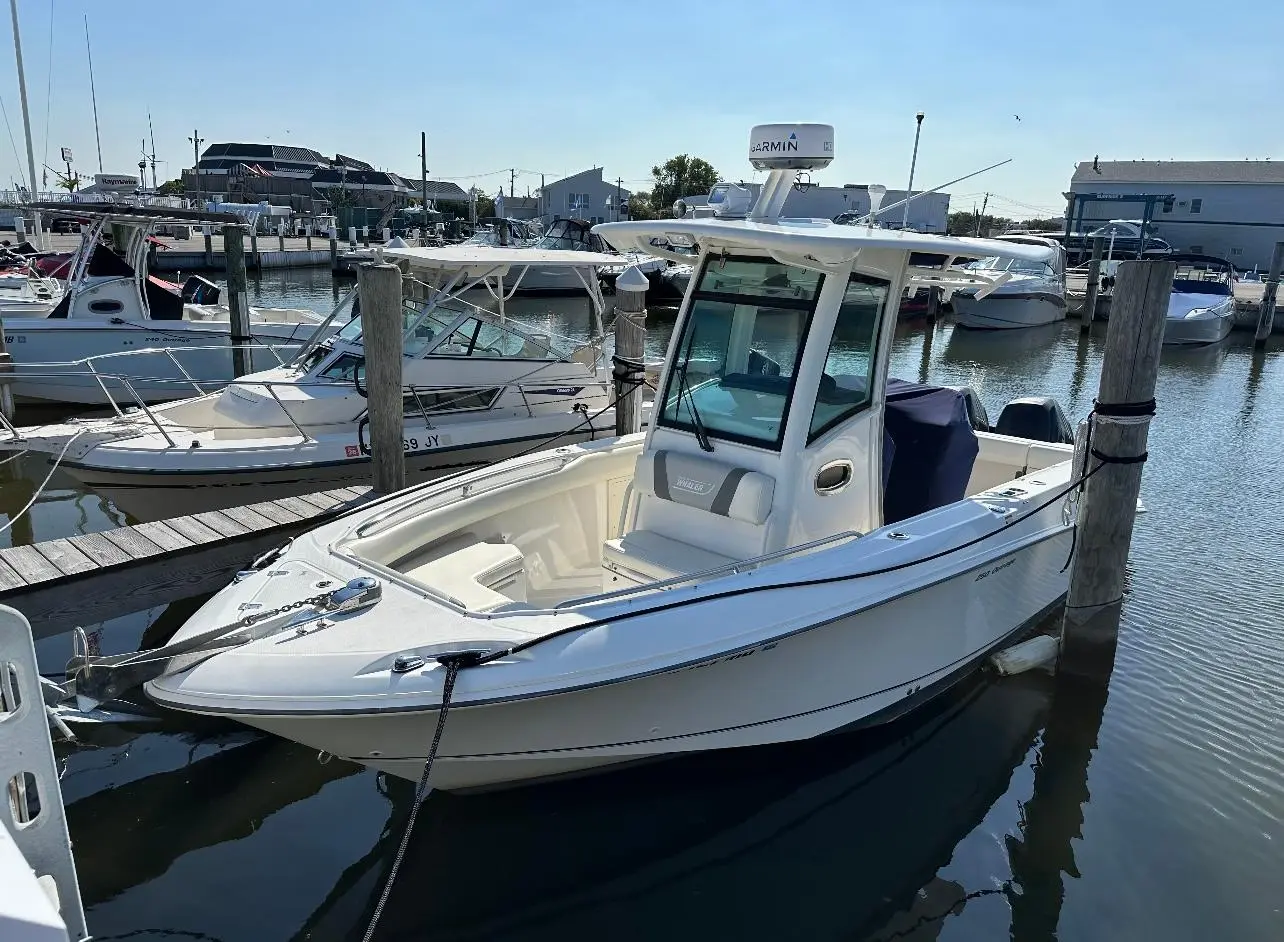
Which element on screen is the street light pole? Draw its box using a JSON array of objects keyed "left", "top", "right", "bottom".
[
  {"left": 188, "top": 130, "right": 204, "bottom": 208},
  {"left": 901, "top": 112, "right": 924, "bottom": 231}
]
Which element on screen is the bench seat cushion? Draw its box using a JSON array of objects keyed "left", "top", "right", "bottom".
[
  {"left": 602, "top": 528, "right": 736, "bottom": 584},
  {"left": 402, "top": 540, "right": 525, "bottom": 611}
]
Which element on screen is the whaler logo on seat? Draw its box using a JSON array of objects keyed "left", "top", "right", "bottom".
[{"left": 673, "top": 476, "right": 713, "bottom": 495}]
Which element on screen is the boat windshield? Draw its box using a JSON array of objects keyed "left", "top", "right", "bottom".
[
  {"left": 969, "top": 255, "right": 1055, "bottom": 277},
  {"left": 535, "top": 219, "right": 603, "bottom": 252},
  {"left": 659, "top": 256, "right": 823, "bottom": 451}
]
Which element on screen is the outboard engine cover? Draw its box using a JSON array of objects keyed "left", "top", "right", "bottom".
[
  {"left": 181, "top": 275, "right": 221, "bottom": 305},
  {"left": 951, "top": 385, "right": 991, "bottom": 432},
  {"left": 993, "top": 396, "right": 1074, "bottom": 444}
]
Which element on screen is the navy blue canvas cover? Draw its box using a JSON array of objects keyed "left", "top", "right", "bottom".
[{"left": 881, "top": 378, "right": 980, "bottom": 524}]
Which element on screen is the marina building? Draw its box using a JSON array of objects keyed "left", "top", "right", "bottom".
[
  {"left": 182, "top": 143, "right": 468, "bottom": 226},
  {"left": 1068, "top": 160, "right": 1284, "bottom": 270},
  {"left": 539, "top": 168, "right": 632, "bottom": 225}
]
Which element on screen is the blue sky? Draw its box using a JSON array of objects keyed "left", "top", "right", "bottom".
[{"left": 1, "top": 0, "right": 1280, "bottom": 218}]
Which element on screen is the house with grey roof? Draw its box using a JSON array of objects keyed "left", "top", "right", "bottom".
[
  {"left": 1068, "top": 159, "right": 1284, "bottom": 269},
  {"left": 538, "top": 169, "right": 630, "bottom": 226}
]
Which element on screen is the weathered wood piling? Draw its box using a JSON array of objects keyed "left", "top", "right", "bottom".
[
  {"left": 221, "top": 223, "right": 252, "bottom": 379},
  {"left": 356, "top": 261, "right": 406, "bottom": 494},
  {"left": 1060, "top": 259, "right": 1174, "bottom": 678},
  {"left": 1080, "top": 234, "right": 1104, "bottom": 332},
  {"left": 1255, "top": 241, "right": 1283, "bottom": 347}
]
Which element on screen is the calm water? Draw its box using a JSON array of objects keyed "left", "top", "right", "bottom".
[{"left": 5, "top": 267, "right": 1283, "bottom": 941}]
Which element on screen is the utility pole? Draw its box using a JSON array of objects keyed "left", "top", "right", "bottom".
[
  {"left": 616, "top": 177, "right": 624, "bottom": 221},
  {"left": 420, "top": 130, "right": 429, "bottom": 247},
  {"left": 509, "top": 168, "right": 515, "bottom": 199},
  {"left": 973, "top": 192, "right": 989, "bottom": 237},
  {"left": 188, "top": 130, "right": 204, "bottom": 207},
  {"left": 540, "top": 172, "right": 545, "bottom": 221}
]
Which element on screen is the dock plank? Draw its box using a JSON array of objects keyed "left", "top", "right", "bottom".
[
  {"left": 33, "top": 539, "right": 97, "bottom": 576},
  {"left": 0, "top": 489, "right": 374, "bottom": 638},
  {"left": 100, "top": 528, "right": 165, "bottom": 560},
  {"left": 67, "top": 533, "right": 134, "bottom": 567},
  {"left": 293, "top": 491, "right": 343, "bottom": 511},
  {"left": 1, "top": 545, "right": 63, "bottom": 584},
  {"left": 240, "top": 500, "right": 303, "bottom": 525},
  {"left": 0, "top": 556, "right": 24, "bottom": 590},
  {"left": 270, "top": 496, "right": 330, "bottom": 519},
  {"left": 191, "top": 512, "right": 251, "bottom": 539},
  {"left": 218, "top": 504, "right": 279, "bottom": 531},
  {"left": 163, "top": 515, "right": 224, "bottom": 545},
  {"left": 131, "top": 521, "right": 194, "bottom": 553}
]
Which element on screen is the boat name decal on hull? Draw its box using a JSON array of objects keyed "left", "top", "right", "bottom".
[{"left": 974, "top": 557, "right": 1016, "bottom": 582}]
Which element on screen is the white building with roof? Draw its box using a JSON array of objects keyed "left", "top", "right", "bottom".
[
  {"left": 1068, "top": 159, "right": 1284, "bottom": 270},
  {"left": 539, "top": 169, "right": 631, "bottom": 226}
]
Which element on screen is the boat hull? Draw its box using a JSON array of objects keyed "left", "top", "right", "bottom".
[
  {"left": 952, "top": 293, "right": 1066, "bottom": 329},
  {"left": 156, "top": 524, "right": 1071, "bottom": 791},
  {"left": 1162, "top": 300, "right": 1235, "bottom": 345},
  {"left": 60, "top": 424, "right": 611, "bottom": 522},
  {"left": 4, "top": 316, "right": 323, "bottom": 405}
]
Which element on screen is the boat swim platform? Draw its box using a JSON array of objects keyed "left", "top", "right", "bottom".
[
  {"left": 0, "top": 486, "right": 373, "bottom": 639},
  {"left": 1065, "top": 273, "right": 1284, "bottom": 332}
]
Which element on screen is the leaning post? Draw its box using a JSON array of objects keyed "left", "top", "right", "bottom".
[
  {"left": 1060, "top": 259, "right": 1174, "bottom": 679},
  {"left": 1254, "top": 241, "right": 1284, "bottom": 347},
  {"left": 221, "top": 223, "right": 253, "bottom": 379},
  {"left": 613, "top": 266, "right": 648, "bottom": 436},
  {"left": 1080, "top": 234, "right": 1104, "bottom": 332},
  {"left": 356, "top": 261, "right": 406, "bottom": 495}
]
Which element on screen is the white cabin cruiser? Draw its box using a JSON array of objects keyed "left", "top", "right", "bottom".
[
  {"left": 3, "top": 204, "right": 328, "bottom": 404},
  {"left": 951, "top": 235, "right": 1067, "bottom": 329},
  {"left": 1162, "top": 254, "right": 1236, "bottom": 346},
  {"left": 512, "top": 218, "right": 664, "bottom": 295},
  {"left": 3, "top": 245, "right": 629, "bottom": 521},
  {"left": 80, "top": 125, "right": 1081, "bottom": 792}
]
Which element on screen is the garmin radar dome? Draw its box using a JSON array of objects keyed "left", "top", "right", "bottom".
[{"left": 748, "top": 123, "right": 834, "bottom": 171}]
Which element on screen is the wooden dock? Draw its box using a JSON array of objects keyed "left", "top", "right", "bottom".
[{"left": 0, "top": 486, "right": 374, "bottom": 639}]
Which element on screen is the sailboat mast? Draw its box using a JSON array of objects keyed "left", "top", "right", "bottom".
[
  {"left": 8, "top": 0, "right": 42, "bottom": 247},
  {"left": 84, "top": 15, "right": 103, "bottom": 173}
]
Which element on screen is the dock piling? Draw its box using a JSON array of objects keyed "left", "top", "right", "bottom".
[
  {"left": 362, "top": 226, "right": 370, "bottom": 248},
  {"left": 1254, "top": 241, "right": 1283, "bottom": 347},
  {"left": 222, "top": 223, "right": 253, "bottom": 378},
  {"left": 277, "top": 223, "right": 285, "bottom": 252},
  {"left": 356, "top": 261, "right": 406, "bottom": 494},
  {"left": 1060, "top": 259, "right": 1174, "bottom": 679},
  {"left": 306, "top": 226, "right": 312, "bottom": 251},
  {"left": 202, "top": 226, "right": 213, "bottom": 268},
  {"left": 613, "top": 267, "right": 648, "bottom": 436},
  {"left": 249, "top": 229, "right": 261, "bottom": 271},
  {"left": 329, "top": 227, "right": 339, "bottom": 272},
  {"left": 1080, "top": 235, "right": 1104, "bottom": 332}
]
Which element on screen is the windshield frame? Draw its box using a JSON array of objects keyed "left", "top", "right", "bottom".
[{"left": 657, "top": 253, "right": 825, "bottom": 452}]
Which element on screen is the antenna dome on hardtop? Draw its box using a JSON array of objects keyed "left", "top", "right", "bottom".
[{"left": 749, "top": 123, "right": 834, "bottom": 171}]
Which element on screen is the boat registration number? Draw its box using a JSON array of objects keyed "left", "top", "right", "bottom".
[{"left": 348, "top": 434, "right": 442, "bottom": 458}]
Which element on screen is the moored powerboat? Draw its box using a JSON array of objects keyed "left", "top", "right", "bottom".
[
  {"left": 952, "top": 235, "right": 1067, "bottom": 329},
  {"left": 1162, "top": 253, "right": 1236, "bottom": 345},
  {"left": 3, "top": 204, "right": 330, "bottom": 404},
  {"left": 73, "top": 124, "right": 1083, "bottom": 792},
  {"left": 2, "top": 245, "right": 631, "bottom": 521}
]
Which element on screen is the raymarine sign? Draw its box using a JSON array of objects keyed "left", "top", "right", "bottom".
[
  {"left": 748, "top": 124, "right": 834, "bottom": 171},
  {"left": 94, "top": 174, "right": 139, "bottom": 191}
]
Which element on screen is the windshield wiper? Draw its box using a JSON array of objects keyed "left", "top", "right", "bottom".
[{"left": 677, "top": 329, "right": 714, "bottom": 453}]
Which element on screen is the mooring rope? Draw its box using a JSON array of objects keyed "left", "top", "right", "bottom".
[{"left": 0, "top": 429, "right": 88, "bottom": 536}]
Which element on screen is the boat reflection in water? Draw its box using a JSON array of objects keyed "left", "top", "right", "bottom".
[
  {"left": 940, "top": 321, "right": 1068, "bottom": 366},
  {"left": 300, "top": 673, "right": 1053, "bottom": 942}
]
